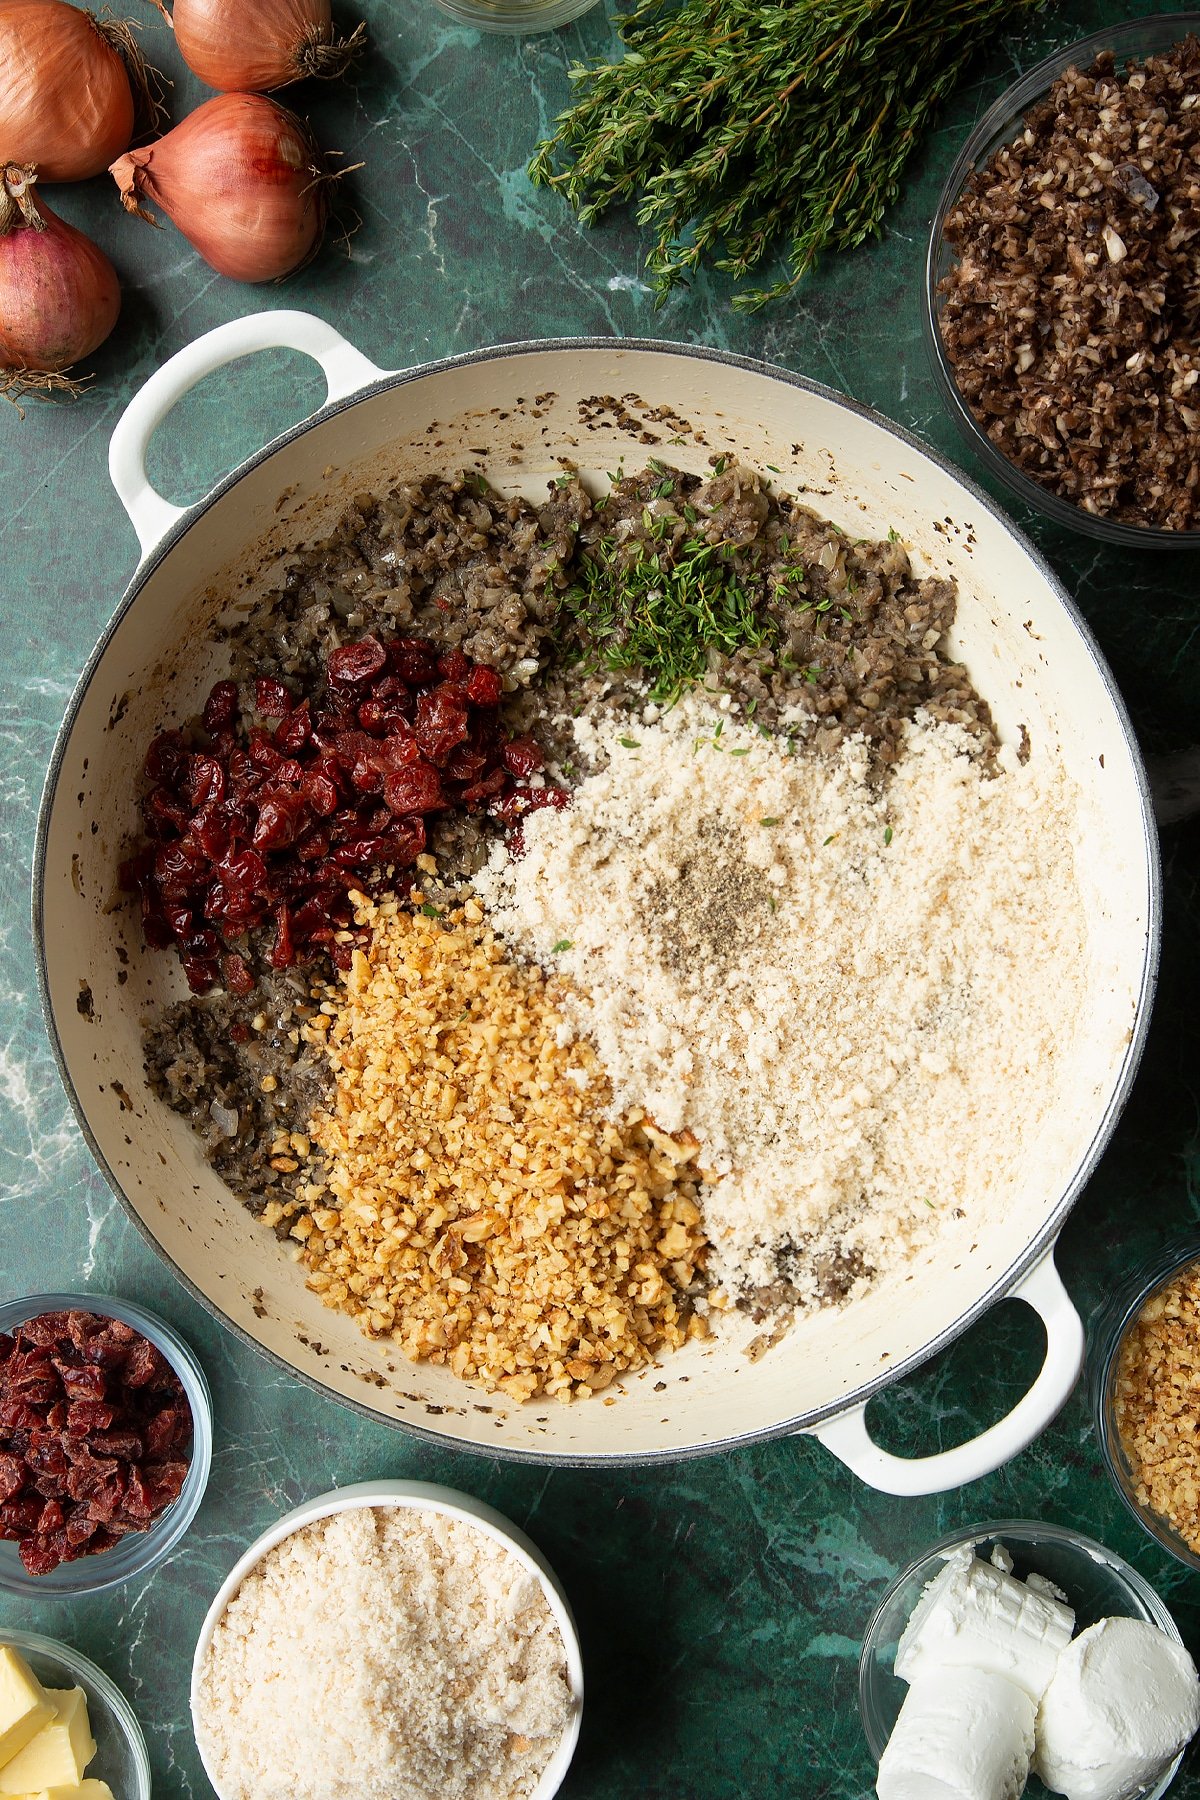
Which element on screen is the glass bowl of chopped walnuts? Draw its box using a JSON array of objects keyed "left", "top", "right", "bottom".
[
  {"left": 0, "top": 1293, "right": 213, "bottom": 1595},
  {"left": 1092, "top": 1240, "right": 1200, "bottom": 1572},
  {"left": 924, "top": 15, "right": 1200, "bottom": 547}
]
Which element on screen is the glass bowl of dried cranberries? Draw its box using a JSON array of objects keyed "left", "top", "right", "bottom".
[{"left": 0, "top": 1294, "right": 212, "bottom": 1594}]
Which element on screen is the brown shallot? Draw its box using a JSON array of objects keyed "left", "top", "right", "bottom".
[
  {"left": 152, "top": 0, "right": 365, "bottom": 92},
  {"left": 110, "top": 93, "right": 334, "bottom": 283},
  {"left": 0, "top": 1, "right": 165, "bottom": 182},
  {"left": 0, "top": 163, "right": 121, "bottom": 404}
]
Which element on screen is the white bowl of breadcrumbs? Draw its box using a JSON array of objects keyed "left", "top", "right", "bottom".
[
  {"left": 1094, "top": 1240, "right": 1200, "bottom": 1573},
  {"left": 190, "top": 1480, "right": 583, "bottom": 1800}
]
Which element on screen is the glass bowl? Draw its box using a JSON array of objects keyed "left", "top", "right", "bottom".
[
  {"left": 1092, "top": 1239, "right": 1200, "bottom": 1573},
  {"left": 859, "top": 1519, "right": 1189, "bottom": 1799},
  {"left": 0, "top": 1627, "right": 151, "bottom": 1800},
  {"left": 191, "top": 1480, "right": 583, "bottom": 1800},
  {"left": 924, "top": 13, "right": 1200, "bottom": 550},
  {"left": 0, "top": 1292, "right": 212, "bottom": 1596},
  {"left": 428, "top": 0, "right": 600, "bottom": 33}
]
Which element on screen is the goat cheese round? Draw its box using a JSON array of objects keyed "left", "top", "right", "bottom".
[
  {"left": 876, "top": 1667, "right": 1035, "bottom": 1800},
  {"left": 1034, "top": 1617, "right": 1200, "bottom": 1800},
  {"left": 895, "top": 1547, "right": 1074, "bottom": 1704}
]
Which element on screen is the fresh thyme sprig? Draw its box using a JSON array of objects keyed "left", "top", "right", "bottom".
[
  {"left": 529, "top": 0, "right": 1047, "bottom": 309},
  {"left": 559, "top": 532, "right": 779, "bottom": 703}
]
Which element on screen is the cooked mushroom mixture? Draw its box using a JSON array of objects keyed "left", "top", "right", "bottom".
[
  {"left": 129, "top": 458, "right": 1082, "bottom": 1399},
  {"left": 938, "top": 37, "right": 1200, "bottom": 531}
]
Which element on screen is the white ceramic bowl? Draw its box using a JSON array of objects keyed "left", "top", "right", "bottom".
[{"left": 190, "top": 1479, "right": 584, "bottom": 1800}]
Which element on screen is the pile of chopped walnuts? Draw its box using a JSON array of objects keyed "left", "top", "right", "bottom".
[
  {"left": 1114, "top": 1264, "right": 1200, "bottom": 1552},
  {"left": 263, "top": 891, "right": 710, "bottom": 1403}
]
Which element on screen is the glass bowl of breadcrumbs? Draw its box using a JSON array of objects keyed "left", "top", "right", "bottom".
[{"left": 1093, "top": 1240, "right": 1200, "bottom": 1571}]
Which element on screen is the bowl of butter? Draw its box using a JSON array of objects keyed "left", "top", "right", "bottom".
[
  {"left": 0, "top": 1630, "right": 150, "bottom": 1800},
  {"left": 859, "top": 1520, "right": 1200, "bottom": 1800}
]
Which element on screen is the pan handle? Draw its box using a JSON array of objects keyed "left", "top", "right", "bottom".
[
  {"left": 808, "top": 1248, "right": 1083, "bottom": 1496},
  {"left": 108, "top": 310, "right": 388, "bottom": 559}
]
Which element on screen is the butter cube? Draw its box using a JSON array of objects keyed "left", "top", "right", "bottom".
[
  {"left": 0, "top": 1690, "right": 95, "bottom": 1796},
  {"left": 18, "top": 1784, "right": 114, "bottom": 1800},
  {"left": 0, "top": 1649, "right": 53, "bottom": 1772}
]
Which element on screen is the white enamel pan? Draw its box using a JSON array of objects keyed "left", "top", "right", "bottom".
[{"left": 34, "top": 313, "right": 1159, "bottom": 1492}]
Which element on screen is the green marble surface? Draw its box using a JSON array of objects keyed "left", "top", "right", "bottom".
[{"left": 1, "top": 0, "right": 1199, "bottom": 1794}]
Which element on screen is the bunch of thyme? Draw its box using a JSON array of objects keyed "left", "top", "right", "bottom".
[
  {"left": 559, "top": 528, "right": 780, "bottom": 703},
  {"left": 529, "top": 0, "right": 1047, "bottom": 309}
]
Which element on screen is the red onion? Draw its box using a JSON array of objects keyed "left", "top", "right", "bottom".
[
  {"left": 0, "top": 164, "right": 120, "bottom": 405},
  {"left": 110, "top": 94, "right": 334, "bottom": 283},
  {"left": 0, "top": 1, "right": 165, "bottom": 182},
  {"left": 155, "top": 0, "right": 365, "bottom": 92}
]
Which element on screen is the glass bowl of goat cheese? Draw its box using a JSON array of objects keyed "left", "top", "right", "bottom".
[{"left": 859, "top": 1519, "right": 1195, "bottom": 1800}]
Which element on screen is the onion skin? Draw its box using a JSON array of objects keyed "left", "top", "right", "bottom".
[
  {"left": 0, "top": 2, "right": 136, "bottom": 182},
  {"left": 110, "top": 94, "right": 330, "bottom": 284},
  {"left": 166, "top": 0, "right": 366, "bottom": 93},
  {"left": 0, "top": 166, "right": 121, "bottom": 398}
]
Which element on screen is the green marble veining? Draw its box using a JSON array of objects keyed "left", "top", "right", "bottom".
[{"left": 1, "top": 1, "right": 1199, "bottom": 1795}]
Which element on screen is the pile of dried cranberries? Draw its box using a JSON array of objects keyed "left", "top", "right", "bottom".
[
  {"left": 120, "top": 634, "right": 566, "bottom": 993},
  {"left": 0, "top": 1310, "right": 192, "bottom": 1576}
]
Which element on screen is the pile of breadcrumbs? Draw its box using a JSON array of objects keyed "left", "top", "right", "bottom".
[
  {"left": 269, "top": 893, "right": 709, "bottom": 1402},
  {"left": 478, "top": 694, "right": 1087, "bottom": 1306},
  {"left": 1115, "top": 1265, "right": 1200, "bottom": 1554}
]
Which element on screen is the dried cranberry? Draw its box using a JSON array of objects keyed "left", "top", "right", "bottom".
[
  {"left": 122, "top": 1466, "right": 154, "bottom": 1521},
  {"left": 0, "top": 1401, "right": 42, "bottom": 1433},
  {"left": 328, "top": 638, "right": 387, "bottom": 685},
  {"left": 0, "top": 1453, "right": 25, "bottom": 1504},
  {"left": 383, "top": 764, "right": 444, "bottom": 815},
  {"left": 253, "top": 798, "right": 303, "bottom": 852},
  {"left": 388, "top": 638, "right": 439, "bottom": 685},
  {"left": 17, "top": 1534, "right": 60, "bottom": 1575},
  {"left": 121, "top": 1339, "right": 168, "bottom": 1390},
  {"left": 146, "top": 788, "right": 191, "bottom": 836},
  {"left": 255, "top": 678, "right": 293, "bottom": 716},
  {"left": 216, "top": 848, "right": 268, "bottom": 891},
  {"left": 221, "top": 953, "right": 256, "bottom": 997},
  {"left": 248, "top": 729, "right": 283, "bottom": 773},
  {"left": 414, "top": 692, "right": 469, "bottom": 765},
  {"left": 144, "top": 730, "right": 189, "bottom": 783},
  {"left": 66, "top": 1401, "right": 115, "bottom": 1435},
  {"left": 202, "top": 681, "right": 239, "bottom": 733},
  {"left": 38, "top": 1498, "right": 65, "bottom": 1534},
  {"left": 461, "top": 767, "right": 509, "bottom": 807},
  {"left": 301, "top": 772, "right": 339, "bottom": 817},
  {"left": 11, "top": 1378, "right": 57, "bottom": 1408},
  {"left": 502, "top": 737, "right": 545, "bottom": 777},
  {"left": 191, "top": 809, "right": 231, "bottom": 862},
  {"left": 145, "top": 1408, "right": 187, "bottom": 1456},
  {"left": 55, "top": 1363, "right": 107, "bottom": 1402},
  {"left": 144, "top": 1461, "right": 189, "bottom": 1509},
  {"left": 437, "top": 648, "right": 470, "bottom": 681},
  {"left": 185, "top": 756, "right": 225, "bottom": 809},
  {"left": 0, "top": 1500, "right": 43, "bottom": 1539},
  {"left": 273, "top": 702, "right": 312, "bottom": 752},
  {"left": 465, "top": 663, "right": 503, "bottom": 706},
  {"left": 272, "top": 903, "right": 295, "bottom": 970},
  {"left": 182, "top": 955, "right": 217, "bottom": 994}
]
